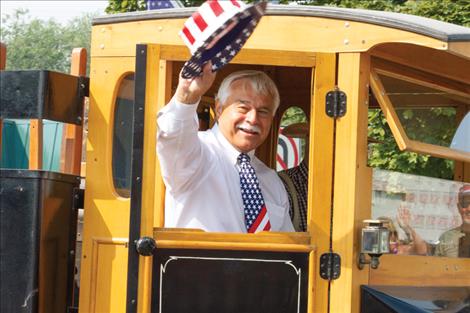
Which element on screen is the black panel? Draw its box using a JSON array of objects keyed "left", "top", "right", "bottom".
[
  {"left": 126, "top": 44, "right": 147, "bottom": 313},
  {"left": 0, "top": 70, "right": 87, "bottom": 124},
  {"left": 361, "top": 287, "right": 396, "bottom": 313},
  {"left": 151, "top": 249, "right": 309, "bottom": 313},
  {"left": 361, "top": 285, "right": 470, "bottom": 313},
  {"left": 0, "top": 169, "right": 79, "bottom": 313}
]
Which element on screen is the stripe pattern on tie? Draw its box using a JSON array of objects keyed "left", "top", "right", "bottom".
[{"left": 238, "top": 153, "right": 271, "bottom": 233}]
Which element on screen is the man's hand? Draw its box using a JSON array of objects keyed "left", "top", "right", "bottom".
[{"left": 175, "top": 62, "right": 216, "bottom": 104}]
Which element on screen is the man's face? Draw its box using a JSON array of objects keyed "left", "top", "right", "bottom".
[
  {"left": 458, "top": 195, "right": 470, "bottom": 225},
  {"left": 216, "top": 79, "right": 275, "bottom": 153}
]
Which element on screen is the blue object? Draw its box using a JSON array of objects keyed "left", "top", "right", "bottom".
[{"left": 1, "top": 119, "right": 63, "bottom": 171}]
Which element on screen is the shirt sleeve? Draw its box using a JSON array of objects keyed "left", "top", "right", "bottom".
[{"left": 156, "top": 97, "right": 208, "bottom": 194}]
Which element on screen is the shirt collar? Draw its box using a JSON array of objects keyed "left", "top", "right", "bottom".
[{"left": 211, "top": 123, "right": 255, "bottom": 165}]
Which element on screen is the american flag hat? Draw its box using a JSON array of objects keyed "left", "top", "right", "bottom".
[{"left": 179, "top": 0, "right": 267, "bottom": 79}]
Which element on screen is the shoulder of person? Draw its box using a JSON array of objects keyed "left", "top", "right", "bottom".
[{"left": 439, "top": 227, "right": 463, "bottom": 242}]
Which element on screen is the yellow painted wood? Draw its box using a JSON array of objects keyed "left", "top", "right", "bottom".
[
  {"left": 448, "top": 41, "right": 470, "bottom": 60},
  {"left": 329, "top": 53, "right": 371, "bottom": 313},
  {"left": 154, "top": 228, "right": 311, "bottom": 245},
  {"left": 153, "top": 60, "right": 173, "bottom": 228},
  {"left": 90, "top": 238, "right": 128, "bottom": 313},
  {"left": 158, "top": 44, "right": 316, "bottom": 67},
  {"left": 309, "top": 53, "right": 336, "bottom": 313},
  {"left": 370, "top": 255, "right": 470, "bottom": 286},
  {"left": 79, "top": 57, "right": 136, "bottom": 313},
  {"left": 29, "top": 119, "right": 43, "bottom": 169},
  {"left": 91, "top": 16, "right": 448, "bottom": 58},
  {"left": 370, "top": 69, "right": 470, "bottom": 163}
]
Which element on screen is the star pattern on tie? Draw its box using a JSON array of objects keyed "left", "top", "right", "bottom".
[{"left": 238, "top": 153, "right": 271, "bottom": 233}]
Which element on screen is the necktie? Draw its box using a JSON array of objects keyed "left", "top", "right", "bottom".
[{"left": 238, "top": 153, "right": 271, "bottom": 233}]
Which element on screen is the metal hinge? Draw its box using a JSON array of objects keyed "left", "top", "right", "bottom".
[
  {"left": 319, "top": 252, "right": 341, "bottom": 280},
  {"left": 325, "top": 87, "right": 347, "bottom": 118}
]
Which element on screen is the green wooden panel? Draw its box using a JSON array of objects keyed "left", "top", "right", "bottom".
[{"left": 1, "top": 119, "right": 63, "bottom": 171}]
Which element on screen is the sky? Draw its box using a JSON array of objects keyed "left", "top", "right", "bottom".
[{"left": 1, "top": 1, "right": 109, "bottom": 24}]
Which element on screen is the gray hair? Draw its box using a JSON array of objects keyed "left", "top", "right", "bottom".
[{"left": 215, "top": 70, "right": 280, "bottom": 115}]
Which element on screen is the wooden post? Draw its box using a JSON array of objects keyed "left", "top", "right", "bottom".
[
  {"left": 60, "top": 48, "right": 87, "bottom": 175},
  {"left": 29, "top": 119, "right": 43, "bottom": 169}
]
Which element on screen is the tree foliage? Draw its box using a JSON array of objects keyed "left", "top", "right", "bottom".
[{"left": 1, "top": 9, "right": 95, "bottom": 74}]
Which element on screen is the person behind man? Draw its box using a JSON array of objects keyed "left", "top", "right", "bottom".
[
  {"left": 278, "top": 122, "right": 309, "bottom": 232},
  {"left": 157, "top": 63, "right": 294, "bottom": 233},
  {"left": 434, "top": 184, "right": 470, "bottom": 257}
]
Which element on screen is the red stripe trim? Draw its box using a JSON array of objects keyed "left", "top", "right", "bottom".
[
  {"left": 192, "top": 12, "right": 208, "bottom": 31},
  {"left": 263, "top": 220, "right": 271, "bottom": 231},
  {"left": 209, "top": 0, "right": 224, "bottom": 17},
  {"left": 231, "top": 0, "right": 241, "bottom": 7},
  {"left": 248, "top": 206, "right": 267, "bottom": 233},
  {"left": 182, "top": 26, "right": 195, "bottom": 45},
  {"left": 276, "top": 154, "right": 287, "bottom": 170}
]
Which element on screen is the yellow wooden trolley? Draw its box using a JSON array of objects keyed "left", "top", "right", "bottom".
[{"left": 76, "top": 4, "right": 470, "bottom": 313}]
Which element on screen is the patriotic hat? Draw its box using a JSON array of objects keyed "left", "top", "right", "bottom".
[{"left": 179, "top": 0, "right": 267, "bottom": 79}]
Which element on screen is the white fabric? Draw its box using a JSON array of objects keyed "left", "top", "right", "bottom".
[{"left": 157, "top": 98, "right": 294, "bottom": 233}]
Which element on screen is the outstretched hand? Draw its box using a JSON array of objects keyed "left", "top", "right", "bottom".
[
  {"left": 397, "top": 205, "right": 414, "bottom": 236},
  {"left": 175, "top": 62, "right": 216, "bottom": 104}
]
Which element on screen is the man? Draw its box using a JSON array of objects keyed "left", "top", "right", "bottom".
[
  {"left": 435, "top": 184, "right": 470, "bottom": 257},
  {"left": 157, "top": 63, "right": 294, "bottom": 233},
  {"left": 278, "top": 122, "right": 309, "bottom": 232}
]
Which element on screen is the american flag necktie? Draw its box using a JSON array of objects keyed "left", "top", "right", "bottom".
[{"left": 238, "top": 153, "right": 271, "bottom": 233}]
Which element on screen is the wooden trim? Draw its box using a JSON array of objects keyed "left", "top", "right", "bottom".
[
  {"left": 371, "top": 43, "right": 470, "bottom": 85},
  {"left": 330, "top": 53, "right": 371, "bottom": 313},
  {"left": 29, "top": 119, "right": 43, "bottom": 169},
  {"left": 89, "top": 237, "right": 128, "bottom": 313},
  {"left": 154, "top": 228, "right": 311, "bottom": 245},
  {"left": 370, "top": 68, "right": 470, "bottom": 163},
  {"left": 159, "top": 44, "right": 317, "bottom": 67},
  {"left": 153, "top": 228, "right": 313, "bottom": 252},
  {"left": 371, "top": 57, "right": 470, "bottom": 101},
  {"left": 309, "top": 53, "right": 336, "bottom": 313},
  {"left": 369, "top": 254, "right": 470, "bottom": 286}
]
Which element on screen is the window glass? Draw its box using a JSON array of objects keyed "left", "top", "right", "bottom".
[
  {"left": 112, "top": 74, "right": 134, "bottom": 198},
  {"left": 277, "top": 107, "right": 308, "bottom": 171},
  {"left": 371, "top": 169, "right": 469, "bottom": 258},
  {"left": 368, "top": 108, "right": 454, "bottom": 179},
  {"left": 378, "top": 74, "right": 467, "bottom": 153}
]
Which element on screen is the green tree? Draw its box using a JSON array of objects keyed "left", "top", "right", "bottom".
[{"left": 1, "top": 9, "right": 95, "bottom": 74}]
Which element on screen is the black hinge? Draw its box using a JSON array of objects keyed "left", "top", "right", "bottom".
[
  {"left": 319, "top": 252, "right": 341, "bottom": 280},
  {"left": 325, "top": 88, "right": 347, "bottom": 118}
]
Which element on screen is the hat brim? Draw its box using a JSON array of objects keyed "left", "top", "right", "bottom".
[
  {"left": 181, "top": 2, "right": 266, "bottom": 79},
  {"left": 282, "top": 122, "right": 309, "bottom": 138}
]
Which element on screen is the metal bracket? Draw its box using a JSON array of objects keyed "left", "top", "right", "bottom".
[
  {"left": 72, "top": 187, "right": 84, "bottom": 210},
  {"left": 325, "top": 88, "right": 347, "bottom": 118},
  {"left": 319, "top": 252, "right": 341, "bottom": 280}
]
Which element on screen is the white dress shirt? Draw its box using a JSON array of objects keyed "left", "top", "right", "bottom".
[{"left": 157, "top": 98, "right": 294, "bottom": 233}]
